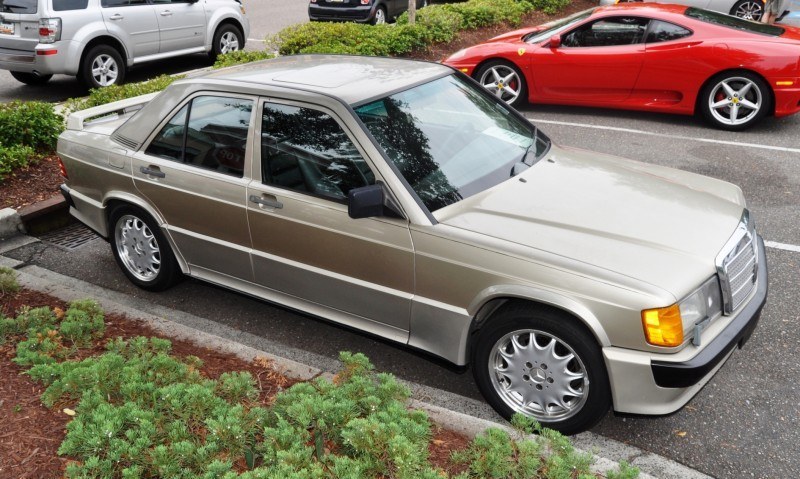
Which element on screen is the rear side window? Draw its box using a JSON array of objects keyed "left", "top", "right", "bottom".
[
  {"left": 0, "top": 0, "right": 37, "bottom": 13},
  {"left": 101, "top": 0, "right": 148, "bottom": 6},
  {"left": 146, "top": 96, "right": 253, "bottom": 178},
  {"left": 646, "top": 20, "right": 692, "bottom": 43},
  {"left": 685, "top": 7, "right": 784, "bottom": 36},
  {"left": 53, "top": 0, "right": 89, "bottom": 11}
]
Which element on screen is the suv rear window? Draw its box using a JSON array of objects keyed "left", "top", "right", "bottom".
[
  {"left": 685, "top": 7, "right": 784, "bottom": 36},
  {"left": 53, "top": 0, "right": 88, "bottom": 11},
  {"left": 0, "top": 0, "right": 37, "bottom": 14}
]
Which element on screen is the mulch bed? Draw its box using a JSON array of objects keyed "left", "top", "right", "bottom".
[
  {"left": 0, "top": 288, "right": 472, "bottom": 477},
  {"left": 0, "top": 156, "right": 64, "bottom": 211}
]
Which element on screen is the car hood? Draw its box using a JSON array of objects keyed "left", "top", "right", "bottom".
[
  {"left": 484, "top": 27, "right": 539, "bottom": 44},
  {"left": 437, "top": 145, "right": 745, "bottom": 298}
]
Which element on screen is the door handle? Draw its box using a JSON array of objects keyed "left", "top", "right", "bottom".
[
  {"left": 109, "top": 13, "right": 123, "bottom": 20},
  {"left": 249, "top": 194, "right": 283, "bottom": 209},
  {"left": 140, "top": 165, "right": 166, "bottom": 179},
  {"left": 160, "top": 10, "right": 172, "bottom": 16}
]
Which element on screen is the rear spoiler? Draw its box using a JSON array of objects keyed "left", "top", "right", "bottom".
[{"left": 65, "top": 92, "right": 160, "bottom": 131}]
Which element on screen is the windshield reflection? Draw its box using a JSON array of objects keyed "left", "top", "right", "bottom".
[{"left": 356, "top": 74, "right": 549, "bottom": 212}]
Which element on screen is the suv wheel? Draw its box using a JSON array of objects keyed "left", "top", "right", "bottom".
[
  {"left": 80, "top": 45, "right": 126, "bottom": 88},
  {"left": 10, "top": 71, "right": 53, "bottom": 86},
  {"left": 472, "top": 303, "right": 611, "bottom": 435},
  {"left": 210, "top": 24, "right": 243, "bottom": 61}
]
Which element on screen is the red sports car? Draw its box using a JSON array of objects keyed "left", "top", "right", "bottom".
[{"left": 443, "top": 4, "right": 800, "bottom": 130}]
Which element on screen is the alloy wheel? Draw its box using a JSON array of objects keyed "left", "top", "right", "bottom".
[
  {"left": 91, "top": 54, "right": 119, "bottom": 87},
  {"left": 479, "top": 65, "right": 522, "bottom": 104},
  {"left": 374, "top": 8, "right": 386, "bottom": 24},
  {"left": 733, "top": 1, "right": 763, "bottom": 20},
  {"left": 115, "top": 214, "right": 162, "bottom": 282},
  {"left": 219, "top": 31, "right": 241, "bottom": 54},
  {"left": 708, "top": 76, "right": 763, "bottom": 127},
  {"left": 488, "top": 329, "right": 589, "bottom": 421}
]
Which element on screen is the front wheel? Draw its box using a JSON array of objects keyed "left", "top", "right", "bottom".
[
  {"left": 109, "top": 206, "right": 181, "bottom": 291},
  {"left": 10, "top": 71, "right": 53, "bottom": 86},
  {"left": 700, "top": 72, "right": 770, "bottom": 131},
  {"left": 372, "top": 5, "right": 387, "bottom": 25},
  {"left": 730, "top": 0, "right": 764, "bottom": 21},
  {"left": 80, "top": 45, "right": 125, "bottom": 88},
  {"left": 209, "top": 24, "right": 243, "bottom": 62},
  {"left": 472, "top": 303, "right": 611, "bottom": 435},
  {"left": 474, "top": 60, "right": 528, "bottom": 107}
]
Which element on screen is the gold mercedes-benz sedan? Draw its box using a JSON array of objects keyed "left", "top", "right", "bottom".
[{"left": 57, "top": 55, "right": 767, "bottom": 434}]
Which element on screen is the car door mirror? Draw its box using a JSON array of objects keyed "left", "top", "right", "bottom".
[
  {"left": 348, "top": 184, "right": 384, "bottom": 219},
  {"left": 549, "top": 35, "right": 561, "bottom": 49}
]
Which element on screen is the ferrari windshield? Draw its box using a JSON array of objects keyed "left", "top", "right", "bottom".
[
  {"left": 524, "top": 8, "right": 595, "bottom": 43},
  {"left": 355, "top": 74, "right": 549, "bottom": 213}
]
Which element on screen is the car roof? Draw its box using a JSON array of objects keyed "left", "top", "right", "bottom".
[
  {"left": 594, "top": 3, "right": 690, "bottom": 16},
  {"left": 194, "top": 54, "right": 453, "bottom": 106}
]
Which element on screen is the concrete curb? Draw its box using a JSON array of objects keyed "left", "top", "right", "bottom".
[{"left": 1, "top": 243, "right": 712, "bottom": 479}]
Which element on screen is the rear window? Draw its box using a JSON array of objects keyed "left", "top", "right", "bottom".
[
  {"left": 685, "top": 7, "right": 784, "bottom": 36},
  {"left": 0, "top": 0, "right": 37, "bottom": 14},
  {"left": 53, "top": 0, "right": 88, "bottom": 11}
]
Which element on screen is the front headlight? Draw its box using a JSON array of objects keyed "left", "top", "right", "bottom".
[{"left": 642, "top": 276, "right": 723, "bottom": 347}]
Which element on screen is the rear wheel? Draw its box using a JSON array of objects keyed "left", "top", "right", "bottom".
[
  {"left": 472, "top": 303, "right": 611, "bottom": 435},
  {"left": 80, "top": 45, "right": 125, "bottom": 88},
  {"left": 109, "top": 205, "right": 181, "bottom": 291},
  {"left": 700, "top": 71, "right": 770, "bottom": 131},
  {"left": 10, "top": 71, "right": 52, "bottom": 86},
  {"left": 474, "top": 60, "right": 528, "bottom": 107},
  {"left": 730, "top": 0, "right": 764, "bottom": 21},
  {"left": 372, "top": 5, "right": 387, "bottom": 25}
]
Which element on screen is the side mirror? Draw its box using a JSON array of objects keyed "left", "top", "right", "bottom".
[
  {"left": 549, "top": 35, "right": 561, "bottom": 49},
  {"left": 348, "top": 184, "right": 384, "bottom": 219}
]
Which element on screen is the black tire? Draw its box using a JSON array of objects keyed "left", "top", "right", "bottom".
[
  {"left": 699, "top": 71, "right": 771, "bottom": 131},
  {"left": 79, "top": 44, "right": 126, "bottom": 88},
  {"left": 730, "top": 0, "right": 764, "bottom": 21},
  {"left": 371, "top": 5, "right": 387, "bottom": 25},
  {"left": 209, "top": 23, "right": 243, "bottom": 62},
  {"left": 109, "top": 205, "right": 181, "bottom": 292},
  {"left": 10, "top": 71, "right": 53, "bottom": 86},
  {"left": 471, "top": 302, "right": 611, "bottom": 435},
  {"left": 474, "top": 60, "right": 528, "bottom": 108}
]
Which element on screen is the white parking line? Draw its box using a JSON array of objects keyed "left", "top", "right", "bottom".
[
  {"left": 526, "top": 117, "right": 800, "bottom": 154},
  {"left": 765, "top": 241, "right": 800, "bottom": 253},
  {"left": 248, "top": 38, "right": 265, "bottom": 43}
]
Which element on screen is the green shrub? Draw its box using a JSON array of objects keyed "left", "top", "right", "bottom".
[
  {"left": 0, "top": 266, "right": 19, "bottom": 296},
  {"left": 0, "top": 144, "right": 36, "bottom": 183},
  {"left": 0, "top": 101, "right": 63, "bottom": 151},
  {"left": 58, "top": 299, "right": 105, "bottom": 347},
  {"left": 213, "top": 50, "right": 275, "bottom": 69},
  {"left": 64, "top": 74, "right": 180, "bottom": 113},
  {"left": 524, "top": 0, "right": 570, "bottom": 15}
]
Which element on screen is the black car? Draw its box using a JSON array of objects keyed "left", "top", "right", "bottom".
[{"left": 309, "top": 0, "right": 427, "bottom": 25}]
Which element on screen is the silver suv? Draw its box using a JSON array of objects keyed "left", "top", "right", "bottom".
[{"left": 0, "top": 0, "right": 249, "bottom": 88}]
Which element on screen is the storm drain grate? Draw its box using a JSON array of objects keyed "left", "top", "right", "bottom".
[{"left": 38, "top": 223, "right": 98, "bottom": 250}]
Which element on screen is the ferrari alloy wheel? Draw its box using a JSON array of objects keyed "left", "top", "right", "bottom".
[
  {"left": 475, "top": 61, "right": 527, "bottom": 107},
  {"left": 110, "top": 206, "right": 181, "bottom": 291},
  {"left": 701, "top": 72, "right": 770, "bottom": 131},
  {"left": 731, "top": 0, "right": 763, "bottom": 21},
  {"left": 472, "top": 303, "right": 610, "bottom": 435}
]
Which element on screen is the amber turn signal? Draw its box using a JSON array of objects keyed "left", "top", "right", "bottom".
[{"left": 642, "top": 304, "right": 683, "bottom": 347}]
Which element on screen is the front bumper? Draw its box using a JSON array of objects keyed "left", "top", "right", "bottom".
[
  {"left": 604, "top": 234, "right": 767, "bottom": 415},
  {"left": 308, "top": 3, "right": 376, "bottom": 22}
]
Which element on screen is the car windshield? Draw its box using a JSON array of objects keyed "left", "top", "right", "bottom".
[
  {"left": 685, "top": 7, "right": 784, "bottom": 36},
  {"left": 355, "top": 74, "right": 550, "bottom": 213},
  {"left": 0, "top": 0, "right": 37, "bottom": 13},
  {"left": 524, "top": 8, "right": 595, "bottom": 43}
]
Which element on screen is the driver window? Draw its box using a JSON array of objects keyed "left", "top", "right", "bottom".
[
  {"left": 261, "top": 102, "right": 375, "bottom": 203},
  {"left": 562, "top": 17, "right": 650, "bottom": 47}
]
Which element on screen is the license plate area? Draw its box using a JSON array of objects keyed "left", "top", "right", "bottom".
[{"left": 0, "top": 22, "right": 14, "bottom": 35}]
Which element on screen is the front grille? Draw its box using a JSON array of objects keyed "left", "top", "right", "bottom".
[{"left": 716, "top": 213, "right": 758, "bottom": 314}]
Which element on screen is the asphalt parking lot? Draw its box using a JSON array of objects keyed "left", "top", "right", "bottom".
[{"left": 4, "top": 103, "right": 799, "bottom": 478}]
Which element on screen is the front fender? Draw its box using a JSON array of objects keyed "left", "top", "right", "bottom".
[{"left": 206, "top": 11, "right": 249, "bottom": 48}]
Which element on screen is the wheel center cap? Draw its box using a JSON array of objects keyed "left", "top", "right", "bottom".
[
  {"left": 531, "top": 368, "right": 547, "bottom": 384},
  {"left": 498, "top": 82, "right": 504, "bottom": 89}
]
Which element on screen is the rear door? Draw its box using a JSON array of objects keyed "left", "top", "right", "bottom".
[
  {"left": 100, "top": 0, "right": 159, "bottom": 58},
  {"left": 132, "top": 93, "right": 256, "bottom": 280},
  {"left": 532, "top": 16, "right": 649, "bottom": 103},
  {"left": 0, "top": 0, "right": 39, "bottom": 58},
  {"left": 151, "top": 0, "right": 206, "bottom": 52}
]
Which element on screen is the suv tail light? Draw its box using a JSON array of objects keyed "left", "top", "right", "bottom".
[{"left": 39, "top": 18, "right": 61, "bottom": 44}]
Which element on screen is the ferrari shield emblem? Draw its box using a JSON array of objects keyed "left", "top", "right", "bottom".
[{"left": 517, "top": 48, "right": 526, "bottom": 56}]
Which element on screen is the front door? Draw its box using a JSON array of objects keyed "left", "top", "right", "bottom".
[
  {"left": 247, "top": 99, "right": 414, "bottom": 333},
  {"left": 100, "top": 0, "right": 159, "bottom": 58},
  {"left": 132, "top": 93, "right": 256, "bottom": 280},
  {"left": 532, "top": 16, "right": 649, "bottom": 104},
  {"left": 151, "top": 0, "right": 206, "bottom": 53}
]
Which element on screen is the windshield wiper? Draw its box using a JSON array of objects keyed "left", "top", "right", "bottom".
[{"left": 1, "top": 0, "right": 30, "bottom": 11}]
